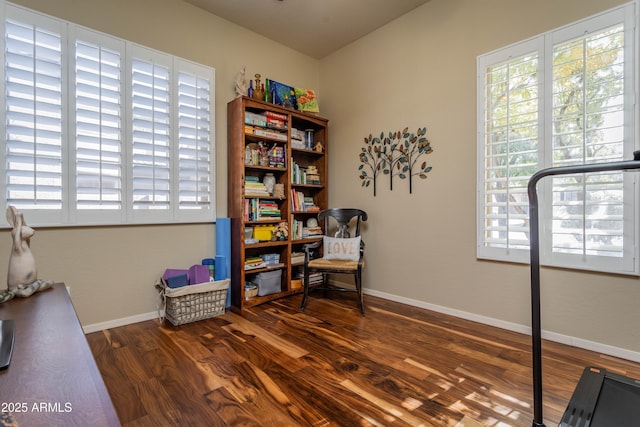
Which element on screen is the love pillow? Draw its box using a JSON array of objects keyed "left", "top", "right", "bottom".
[{"left": 323, "top": 236, "right": 361, "bottom": 261}]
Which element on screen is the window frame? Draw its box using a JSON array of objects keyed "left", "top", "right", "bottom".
[
  {"left": 476, "top": 1, "right": 639, "bottom": 275},
  {"left": 0, "top": 1, "right": 216, "bottom": 227}
]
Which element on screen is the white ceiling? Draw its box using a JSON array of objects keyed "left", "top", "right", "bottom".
[{"left": 181, "top": 0, "right": 432, "bottom": 59}]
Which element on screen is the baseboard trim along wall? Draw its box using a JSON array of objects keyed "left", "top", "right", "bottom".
[
  {"left": 364, "top": 288, "right": 640, "bottom": 364},
  {"left": 83, "top": 311, "right": 161, "bottom": 334},
  {"left": 82, "top": 288, "right": 640, "bottom": 363}
]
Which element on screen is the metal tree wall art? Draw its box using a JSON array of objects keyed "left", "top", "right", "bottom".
[{"left": 358, "top": 127, "right": 433, "bottom": 195}]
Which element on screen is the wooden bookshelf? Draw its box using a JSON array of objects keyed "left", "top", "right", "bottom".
[{"left": 227, "top": 96, "right": 328, "bottom": 309}]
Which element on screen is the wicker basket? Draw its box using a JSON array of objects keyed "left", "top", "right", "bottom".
[{"left": 159, "top": 279, "right": 229, "bottom": 326}]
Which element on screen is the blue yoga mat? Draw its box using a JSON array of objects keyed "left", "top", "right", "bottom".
[{"left": 215, "top": 217, "right": 231, "bottom": 307}]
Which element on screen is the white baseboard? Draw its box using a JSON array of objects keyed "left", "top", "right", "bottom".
[
  {"left": 83, "top": 288, "right": 640, "bottom": 363},
  {"left": 83, "top": 310, "right": 161, "bottom": 334},
  {"left": 364, "top": 288, "right": 640, "bottom": 363}
]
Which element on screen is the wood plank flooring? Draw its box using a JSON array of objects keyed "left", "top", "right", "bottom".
[{"left": 87, "top": 293, "right": 640, "bottom": 426}]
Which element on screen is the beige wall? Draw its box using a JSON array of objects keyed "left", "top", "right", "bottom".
[
  {"left": 3, "top": 0, "right": 640, "bottom": 355},
  {"left": 1, "top": 0, "right": 320, "bottom": 326},
  {"left": 321, "top": 0, "right": 640, "bottom": 353}
]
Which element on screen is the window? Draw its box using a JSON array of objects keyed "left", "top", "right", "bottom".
[
  {"left": 1, "top": 1, "right": 215, "bottom": 226},
  {"left": 477, "top": 2, "right": 637, "bottom": 274}
]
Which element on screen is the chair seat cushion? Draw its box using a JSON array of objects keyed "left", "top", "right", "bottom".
[{"left": 308, "top": 257, "right": 363, "bottom": 271}]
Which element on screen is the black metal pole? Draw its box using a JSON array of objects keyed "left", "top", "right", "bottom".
[{"left": 527, "top": 155, "right": 640, "bottom": 427}]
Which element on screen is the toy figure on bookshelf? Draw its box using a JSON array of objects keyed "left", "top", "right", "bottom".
[
  {"left": 273, "top": 222, "right": 288, "bottom": 241},
  {"left": 315, "top": 141, "right": 324, "bottom": 152}
]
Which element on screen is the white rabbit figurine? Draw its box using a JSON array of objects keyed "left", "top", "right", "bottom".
[{"left": 1, "top": 206, "right": 53, "bottom": 303}]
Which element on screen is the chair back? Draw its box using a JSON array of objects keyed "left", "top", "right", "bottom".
[{"left": 318, "top": 208, "right": 367, "bottom": 238}]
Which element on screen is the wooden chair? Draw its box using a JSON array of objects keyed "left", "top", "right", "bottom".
[{"left": 299, "top": 208, "right": 368, "bottom": 315}]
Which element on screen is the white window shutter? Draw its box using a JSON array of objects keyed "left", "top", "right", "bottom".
[
  {"left": 546, "top": 15, "right": 634, "bottom": 273},
  {"left": 175, "top": 61, "right": 214, "bottom": 219},
  {"left": 130, "top": 53, "right": 171, "bottom": 217},
  {"left": 1, "top": 5, "right": 216, "bottom": 226},
  {"left": 73, "top": 33, "right": 124, "bottom": 217},
  {"left": 4, "top": 15, "right": 64, "bottom": 222},
  {"left": 477, "top": 38, "right": 542, "bottom": 264},
  {"left": 478, "top": 3, "right": 637, "bottom": 274}
]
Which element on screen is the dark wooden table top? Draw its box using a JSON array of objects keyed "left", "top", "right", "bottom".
[{"left": 0, "top": 283, "right": 120, "bottom": 427}]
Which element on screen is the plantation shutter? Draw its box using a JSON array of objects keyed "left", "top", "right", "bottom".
[
  {"left": 176, "top": 66, "right": 212, "bottom": 212},
  {"left": 478, "top": 40, "right": 542, "bottom": 263},
  {"left": 131, "top": 55, "right": 171, "bottom": 212},
  {"left": 4, "top": 16, "right": 63, "bottom": 215},
  {"left": 1, "top": 4, "right": 215, "bottom": 226},
  {"left": 478, "top": 3, "right": 636, "bottom": 274},
  {"left": 546, "top": 17, "right": 633, "bottom": 272},
  {"left": 74, "top": 35, "right": 123, "bottom": 212}
]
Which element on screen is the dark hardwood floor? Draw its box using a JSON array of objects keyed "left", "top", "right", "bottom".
[{"left": 87, "top": 293, "right": 640, "bottom": 426}]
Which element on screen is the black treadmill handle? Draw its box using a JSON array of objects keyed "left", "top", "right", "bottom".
[{"left": 527, "top": 155, "right": 640, "bottom": 427}]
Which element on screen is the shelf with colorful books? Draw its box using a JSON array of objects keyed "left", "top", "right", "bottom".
[
  {"left": 291, "top": 160, "right": 323, "bottom": 186},
  {"left": 289, "top": 189, "right": 320, "bottom": 213},
  {"left": 244, "top": 110, "right": 288, "bottom": 142},
  {"left": 243, "top": 197, "right": 284, "bottom": 222},
  {"left": 290, "top": 218, "right": 323, "bottom": 241},
  {"left": 228, "top": 96, "right": 328, "bottom": 309}
]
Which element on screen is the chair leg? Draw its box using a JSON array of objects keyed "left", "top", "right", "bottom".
[
  {"left": 300, "top": 264, "right": 309, "bottom": 311},
  {"left": 356, "top": 269, "right": 364, "bottom": 316},
  {"left": 322, "top": 273, "right": 328, "bottom": 297}
]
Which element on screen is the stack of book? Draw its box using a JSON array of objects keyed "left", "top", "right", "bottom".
[
  {"left": 305, "top": 166, "right": 321, "bottom": 185},
  {"left": 264, "top": 111, "right": 287, "bottom": 130},
  {"left": 302, "top": 225, "right": 323, "bottom": 238},
  {"left": 244, "top": 111, "right": 288, "bottom": 141},
  {"left": 292, "top": 267, "right": 323, "bottom": 285},
  {"left": 290, "top": 252, "right": 305, "bottom": 265},
  {"left": 244, "top": 256, "right": 267, "bottom": 270},
  {"left": 257, "top": 200, "right": 281, "bottom": 219},
  {"left": 245, "top": 111, "right": 267, "bottom": 127},
  {"left": 303, "top": 196, "right": 319, "bottom": 212},
  {"left": 244, "top": 125, "right": 287, "bottom": 141},
  {"left": 245, "top": 176, "right": 269, "bottom": 197}
]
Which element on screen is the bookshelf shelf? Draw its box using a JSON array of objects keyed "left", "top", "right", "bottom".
[{"left": 227, "top": 96, "right": 328, "bottom": 309}]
